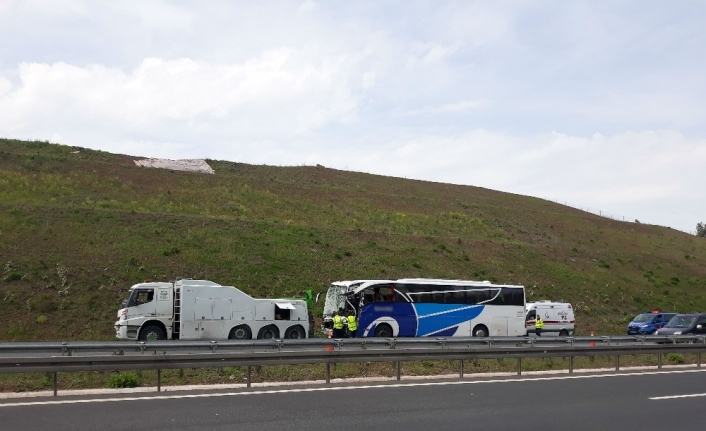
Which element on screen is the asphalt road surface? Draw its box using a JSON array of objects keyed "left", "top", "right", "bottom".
[{"left": 1, "top": 369, "right": 705, "bottom": 431}]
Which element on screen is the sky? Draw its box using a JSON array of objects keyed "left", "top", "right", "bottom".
[{"left": 1, "top": 0, "right": 704, "bottom": 233}]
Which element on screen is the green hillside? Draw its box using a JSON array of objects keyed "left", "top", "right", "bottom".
[{"left": 1, "top": 138, "right": 705, "bottom": 341}]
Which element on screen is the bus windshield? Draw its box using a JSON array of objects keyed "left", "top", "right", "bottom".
[{"left": 322, "top": 281, "right": 361, "bottom": 317}]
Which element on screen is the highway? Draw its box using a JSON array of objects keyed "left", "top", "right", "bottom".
[{"left": 1, "top": 369, "right": 705, "bottom": 430}]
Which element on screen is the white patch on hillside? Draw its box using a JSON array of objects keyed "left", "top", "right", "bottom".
[{"left": 134, "top": 158, "right": 215, "bottom": 174}]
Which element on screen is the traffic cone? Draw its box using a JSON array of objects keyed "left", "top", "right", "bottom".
[{"left": 589, "top": 330, "right": 595, "bottom": 347}]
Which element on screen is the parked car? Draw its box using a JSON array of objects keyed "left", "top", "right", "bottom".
[
  {"left": 655, "top": 313, "right": 706, "bottom": 336},
  {"left": 626, "top": 311, "right": 677, "bottom": 335}
]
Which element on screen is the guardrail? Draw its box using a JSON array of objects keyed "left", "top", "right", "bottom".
[{"left": 1, "top": 335, "right": 705, "bottom": 396}]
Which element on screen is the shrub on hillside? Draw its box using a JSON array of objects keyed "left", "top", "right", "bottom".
[{"left": 696, "top": 222, "right": 706, "bottom": 237}]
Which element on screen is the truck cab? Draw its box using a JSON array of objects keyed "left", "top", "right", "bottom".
[{"left": 115, "top": 282, "right": 174, "bottom": 341}]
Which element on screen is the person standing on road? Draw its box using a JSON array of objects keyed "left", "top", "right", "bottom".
[
  {"left": 332, "top": 311, "right": 345, "bottom": 338},
  {"left": 347, "top": 312, "right": 358, "bottom": 338},
  {"left": 535, "top": 315, "right": 544, "bottom": 336}
]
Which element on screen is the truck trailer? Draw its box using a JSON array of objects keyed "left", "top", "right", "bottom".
[{"left": 115, "top": 279, "right": 312, "bottom": 341}]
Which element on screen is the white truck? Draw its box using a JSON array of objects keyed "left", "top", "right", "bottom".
[
  {"left": 115, "top": 279, "right": 312, "bottom": 341},
  {"left": 525, "top": 300, "right": 575, "bottom": 336}
]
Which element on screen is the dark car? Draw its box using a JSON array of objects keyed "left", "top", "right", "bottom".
[{"left": 655, "top": 313, "right": 706, "bottom": 336}]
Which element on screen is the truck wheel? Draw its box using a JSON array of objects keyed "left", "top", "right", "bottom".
[
  {"left": 139, "top": 325, "right": 166, "bottom": 341},
  {"left": 285, "top": 325, "right": 306, "bottom": 339},
  {"left": 374, "top": 323, "right": 393, "bottom": 338},
  {"left": 472, "top": 325, "right": 489, "bottom": 337},
  {"left": 257, "top": 325, "right": 280, "bottom": 340},
  {"left": 228, "top": 325, "right": 252, "bottom": 340},
  {"left": 559, "top": 329, "right": 569, "bottom": 336}
]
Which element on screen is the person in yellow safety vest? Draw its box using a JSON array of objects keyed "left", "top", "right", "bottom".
[
  {"left": 535, "top": 315, "right": 544, "bottom": 336},
  {"left": 347, "top": 312, "right": 358, "bottom": 338},
  {"left": 332, "top": 311, "right": 345, "bottom": 339}
]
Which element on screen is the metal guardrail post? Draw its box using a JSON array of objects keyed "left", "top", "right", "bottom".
[
  {"left": 568, "top": 356, "right": 573, "bottom": 374},
  {"left": 326, "top": 363, "right": 330, "bottom": 384},
  {"left": 247, "top": 365, "right": 252, "bottom": 388},
  {"left": 658, "top": 353, "right": 662, "bottom": 369},
  {"left": 614, "top": 356, "right": 619, "bottom": 371},
  {"left": 517, "top": 358, "right": 521, "bottom": 375},
  {"left": 396, "top": 361, "right": 401, "bottom": 381},
  {"left": 459, "top": 359, "right": 464, "bottom": 378},
  {"left": 698, "top": 352, "right": 702, "bottom": 368},
  {"left": 53, "top": 372, "right": 57, "bottom": 397},
  {"left": 157, "top": 369, "right": 161, "bottom": 392}
]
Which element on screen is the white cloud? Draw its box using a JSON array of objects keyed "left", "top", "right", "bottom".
[
  {"left": 0, "top": 49, "right": 368, "bottom": 137},
  {"left": 398, "top": 100, "right": 486, "bottom": 116}
]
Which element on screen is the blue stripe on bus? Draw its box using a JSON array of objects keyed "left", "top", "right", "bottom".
[
  {"left": 357, "top": 302, "right": 485, "bottom": 337},
  {"left": 414, "top": 304, "right": 484, "bottom": 336}
]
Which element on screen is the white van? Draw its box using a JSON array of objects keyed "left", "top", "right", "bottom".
[{"left": 525, "top": 301, "right": 575, "bottom": 336}]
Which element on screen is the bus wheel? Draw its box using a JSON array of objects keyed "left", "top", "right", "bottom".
[
  {"left": 472, "top": 325, "right": 489, "bottom": 337},
  {"left": 374, "top": 323, "right": 393, "bottom": 338},
  {"left": 228, "top": 325, "right": 252, "bottom": 340},
  {"left": 257, "top": 325, "right": 280, "bottom": 340},
  {"left": 139, "top": 325, "right": 166, "bottom": 341},
  {"left": 285, "top": 325, "right": 306, "bottom": 339},
  {"left": 559, "top": 329, "right": 569, "bottom": 336}
]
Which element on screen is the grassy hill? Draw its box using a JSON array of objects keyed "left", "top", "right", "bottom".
[{"left": 1, "top": 138, "right": 705, "bottom": 341}]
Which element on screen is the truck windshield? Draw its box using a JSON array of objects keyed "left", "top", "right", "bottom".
[
  {"left": 631, "top": 314, "right": 654, "bottom": 323},
  {"left": 664, "top": 315, "right": 696, "bottom": 328},
  {"left": 123, "top": 289, "right": 154, "bottom": 308}
]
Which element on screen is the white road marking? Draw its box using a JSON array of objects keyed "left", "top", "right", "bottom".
[
  {"left": 650, "top": 393, "right": 706, "bottom": 400},
  {"left": 1, "top": 368, "right": 704, "bottom": 408}
]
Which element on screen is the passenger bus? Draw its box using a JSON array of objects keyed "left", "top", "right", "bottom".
[{"left": 321, "top": 278, "right": 526, "bottom": 337}]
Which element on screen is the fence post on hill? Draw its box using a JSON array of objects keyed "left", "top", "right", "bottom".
[
  {"left": 53, "top": 372, "right": 57, "bottom": 397},
  {"left": 459, "top": 359, "right": 464, "bottom": 378},
  {"left": 517, "top": 358, "right": 521, "bottom": 376},
  {"left": 396, "top": 361, "right": 401, "bottom": 381},
  {"left": 247, "top": 365, "right": 252, "bottom": 388}
]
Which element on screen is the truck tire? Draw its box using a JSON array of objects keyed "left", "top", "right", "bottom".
[
  {"left": 284, "top": 325, "right": 306, "bottom": 339},
  {"left": 374, "top": 323, "right": 393, "bottom": 338},
  {"left": 139, "top": 325, "right": 166, "bottom": 341},
  {"left": 228, "top": 325, "right": 252, "bottom": 340},
  {"left": 472, "top": 325, "right": 489, "bottom": 337},
  {"left": 559, "top": 329, "right": 569, "bottom": 336},
  {"left": 257, "top": 325, "right": 280, "bottom": 340}
]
